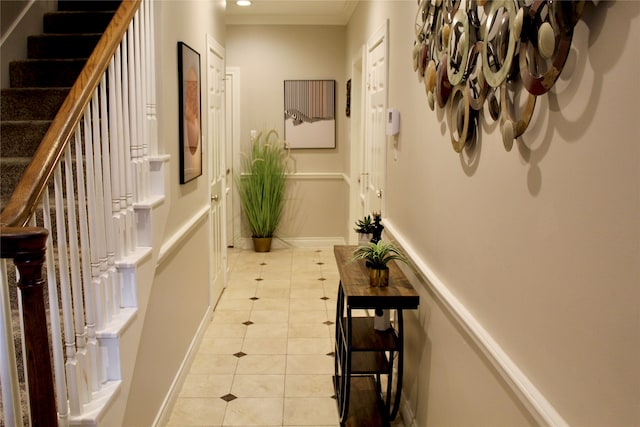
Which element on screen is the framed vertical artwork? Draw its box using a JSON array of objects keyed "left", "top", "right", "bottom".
[
  {"left": 346, "top": 79, "right": 351, "bottom": 117},
  {"left": 178, "top": 41, "right": 202, "bottom": 184},
  {"left": 284, "top": 79, "right": 336, "bottom": 149}
]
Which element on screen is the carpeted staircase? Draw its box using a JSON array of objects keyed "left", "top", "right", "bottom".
[
  {"left": 0, "top": 1, "right": 121, "bottom": 423},
  {"left": 1, "top": 0, "right": 121, "bottom": 212}
]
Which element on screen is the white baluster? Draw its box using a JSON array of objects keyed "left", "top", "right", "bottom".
[
  {"left": 133, "top": 10, "right": 144, "bottom": 202},
  {"left": 0, "top": 260, "right": 24, "bottom": 426},
  {"left": 100, "top": 75, "right": 120, "bottom": 318},
  {"left": 53, "top": 164, "right": 81, "bottom": 416},
  {"left": 63, "top": 146, "right": 90, "bottom": 408},
  {"left": 127, "top": 21, "right": 140, "bottom": 206},
  {"left": 145, "top": 0, "right": 157, "bottom": 156},
  {"left": 84, "top": 98, "right": 106, "bottom": 338},
  {"left": 108, "top": 56, "right": 124, "bottom": 262},
  {"left": 138, "top": 3, "right": 150, "bottom": 199},
  {"left": 92, "top": 88, "right": 112, "bottom": 326},
  {"left": 114, "top": 45, "right": 129, "bottom": 259},
  {"left": 76, "top": 121, "right": 101, "bottom": 392},
  {"left": 122, "top": 31, "right": 138, "bottom": 252},
  {"left": 42, "top": 191, "right": 70, "bottom": 425}
]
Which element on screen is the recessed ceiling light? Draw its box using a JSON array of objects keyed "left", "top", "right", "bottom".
[{"left": 236, "top": 0, "right": 252, "bottom": 6}]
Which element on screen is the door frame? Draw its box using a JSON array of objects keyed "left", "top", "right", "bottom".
[
  {"left": 225, "top": 67, "right": 241, "bottom": 248},
  {"left": 348, "top": 45, "right": 366, "bottom": 245}
]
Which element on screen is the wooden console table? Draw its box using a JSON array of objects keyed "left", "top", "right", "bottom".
[{"left": 333, "top": 245, "right": 419, "bottom": 426}]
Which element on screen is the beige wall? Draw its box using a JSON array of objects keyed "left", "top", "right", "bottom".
[
  {"left": 348, "top": 1, "right": 639, "bottom": 426},
  {"left": 226, "top": 25, "right": 349, "bottom": 241},
  {"left": 123, "top": 1, "right": 226, "bottom": 425}
]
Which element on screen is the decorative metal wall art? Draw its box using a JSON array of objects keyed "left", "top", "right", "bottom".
[{"left": 412, "top": 0, "right": 587, "bottom": 153}]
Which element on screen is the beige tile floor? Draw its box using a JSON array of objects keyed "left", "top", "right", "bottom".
[{"left": 165, "top": 246, "right": 342, "bottom": 426}]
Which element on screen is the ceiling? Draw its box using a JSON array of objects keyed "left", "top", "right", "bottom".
[{"left": 225, "top": 0, "right": 359, "bottom": 25}]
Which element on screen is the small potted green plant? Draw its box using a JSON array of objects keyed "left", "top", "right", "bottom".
[
  {"left": 351, "top": 240, "right": 409, "bottom": 287},
  {"left": 235, "top": 129, "right": 288, "bottom": 252},
  {"left": 354, "top": 214, "right": 373, "bottom": 245}
]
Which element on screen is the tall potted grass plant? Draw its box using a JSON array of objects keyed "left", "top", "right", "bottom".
[{"left": 236, "top": 129, "right": 288, "bottom": 252}]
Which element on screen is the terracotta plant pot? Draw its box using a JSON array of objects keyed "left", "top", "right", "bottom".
[
  {"left": 252, "top": 237, "right": 272, "bottom": 252},
  {"left": 369, "top": 267, "right": 389, "bottom": 287}
]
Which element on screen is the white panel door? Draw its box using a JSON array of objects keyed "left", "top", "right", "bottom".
[
  {"left": 207, "top": 35, "right": 226, "bottom": 308},
  {"left": 364, "top": 21, "right": 388, "bottom": 216}
]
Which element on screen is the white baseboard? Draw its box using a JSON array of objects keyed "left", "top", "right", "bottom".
[{"left": 237, "top": 236, "right": 346, "bottom": 250}]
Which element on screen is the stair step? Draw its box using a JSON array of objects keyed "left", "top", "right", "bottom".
[
  {"left": 0, "top": 158, "right": 32, "bottom": 205},
  {"left": 0, "top": 120, "right": 51, "bottom": 158},
  {"left": 1, "top": 88, "right": 70, "bottom": 121},
  {"left": 9, "top": 59, "right": 86, "bottom": 88},
  {"left": 43, "top": 11, "right": 115, "bottom": 34},
  {"left": 28, "top": 33, "right": 102, "bottom": 59},
  {"left": 57, "top": 0, "right": 122, "bottom": 12}
]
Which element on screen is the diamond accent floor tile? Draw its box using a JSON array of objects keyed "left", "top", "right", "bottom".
[
  {"left": 167, "top": 247, "right": 342, "bottom": 424},
  {"left": 220, "top": 393, "right": 237, "bottom": 402}
]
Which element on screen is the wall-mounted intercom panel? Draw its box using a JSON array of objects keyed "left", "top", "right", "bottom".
[{"left": 386, "top": 108, "right": 400, "bottom": 136}]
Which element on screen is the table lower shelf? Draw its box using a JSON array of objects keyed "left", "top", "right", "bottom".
[{"left": 334, "top": 375, "right": 388, "bottom": 427}]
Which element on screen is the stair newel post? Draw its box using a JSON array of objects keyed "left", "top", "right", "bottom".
[{"left": 0, "top": 226, "right": 57, "bottom": 426}]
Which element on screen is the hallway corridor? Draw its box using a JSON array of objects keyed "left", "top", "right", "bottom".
[{"left": 165, "top": 246, "right": 341, "bottom": 426}]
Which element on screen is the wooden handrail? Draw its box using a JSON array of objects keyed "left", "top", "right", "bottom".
[{"left": 0, "top": 0, "right": 142, "bottom": 228}]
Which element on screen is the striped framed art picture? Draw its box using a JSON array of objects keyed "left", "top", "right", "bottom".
[{"left": 284, "top": 79, "right": 336, "bottom": 149}]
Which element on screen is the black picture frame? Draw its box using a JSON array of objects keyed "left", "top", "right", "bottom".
[
  {"left": 346, "top": 79, "right": 351, "bottom": 117},
  {"left": 178, "top": 41, "right": 202, "bottom": 184}
]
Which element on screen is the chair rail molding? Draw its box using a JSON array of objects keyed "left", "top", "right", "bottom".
[
  {"left": 383, "top": 219, "right": 569, "bottom": 427},
  {"left": 156, "top": 205, "right": 209, "bottom": 267}
]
